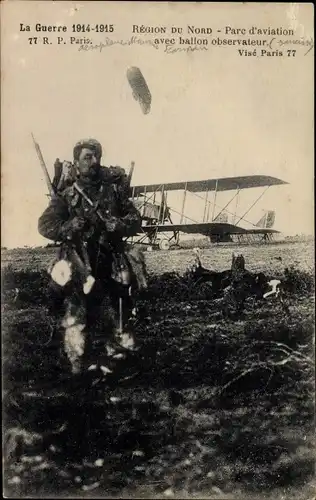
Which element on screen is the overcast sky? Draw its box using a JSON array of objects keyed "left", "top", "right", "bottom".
[{"left": 1, "top": 2, "right": 314, "bottom": 248}]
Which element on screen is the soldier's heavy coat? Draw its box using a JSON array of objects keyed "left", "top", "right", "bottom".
[{"left": 38, "top": 165, "right": 145, "bottom": 373}]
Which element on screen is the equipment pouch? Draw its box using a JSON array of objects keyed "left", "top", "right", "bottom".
[{"left": 111, "top": 253, "right": 132, "bottom": 286}]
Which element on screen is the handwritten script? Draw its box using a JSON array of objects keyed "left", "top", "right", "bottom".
[
  {"left": 78, "top": 36, "right": 158, "bottom": 52},
  {"left": 268, "top": 36, "right": 314, "bottom": 56},
  {"left": 164, "top": 45, "right": 208, "bottom": 54},
  {"left": 78, "top": 34, "right": 314, "bottom": 57},
  {"left": 78, "top": 36, "right": 208, "bottom": 55}
]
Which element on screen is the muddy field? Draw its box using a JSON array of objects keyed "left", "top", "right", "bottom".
[{"left": 2, "top": 241, "right": 315, "bottom": 499}]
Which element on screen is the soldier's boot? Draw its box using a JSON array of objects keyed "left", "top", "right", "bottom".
[
  {"left": 105, "top": 320, "right": 138, "bottom": 362},
  {"left": 118, "top": 325, "right": 139, "bottom": 349},
  {"left": 114, "top": 301, "right": 139, "bottom": 353},
  {"left": 105, "top": 330, "right": 135, "bottom": 358},
  {"left": 104, "top": 293, "right": 137, "bottom": 355}
]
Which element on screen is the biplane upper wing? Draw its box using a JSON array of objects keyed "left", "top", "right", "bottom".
[
  {"left": 141, "top": 222, "right": 279, "bottom": 235},
  {"left": 131, "top": 175, "right": 288, "bottom": 196}
]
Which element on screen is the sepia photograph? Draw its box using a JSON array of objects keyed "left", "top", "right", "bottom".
[{"left": 1, "top": 1, "right": 315, "bottom": 498}]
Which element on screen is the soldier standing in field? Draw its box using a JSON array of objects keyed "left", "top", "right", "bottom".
[{"left": 38, "top": 138, "right": 146, "bottom": 375}]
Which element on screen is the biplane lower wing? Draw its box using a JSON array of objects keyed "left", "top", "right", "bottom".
[{"left": 141, "top": 222, "right": 279, "bottom": 236}]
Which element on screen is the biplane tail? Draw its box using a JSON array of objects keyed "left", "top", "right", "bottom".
[{"left": 255, "top": 210, "right": 276, "bottom": 229}]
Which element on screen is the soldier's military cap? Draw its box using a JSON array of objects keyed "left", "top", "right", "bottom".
[{"left": 73, "top": 138, "right": 103, "bottom": 161}]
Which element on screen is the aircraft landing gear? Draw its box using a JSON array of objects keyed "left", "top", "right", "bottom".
[{"left": 159, "top": 239, "right": 170, "bottom": 251}]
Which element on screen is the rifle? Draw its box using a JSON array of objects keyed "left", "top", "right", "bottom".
[
  {"left": 73, "top": 160, "right": 136, "bottom": 225},
  {"left": 31, "top": 133, "right": 56, "bottom": 198},
  {"left": 73, "top": 181, "right": 107, "bottom": 223},
  {"left": 127, "top": 161, "right": 135, "bottom": 185},
  {"left": 32, "top": 134, "right": 93, "bottom": 291}
]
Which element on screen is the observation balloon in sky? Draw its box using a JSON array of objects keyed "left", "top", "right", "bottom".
[{"left": 126, "top": 66, "right": 151, "bottom": 114}]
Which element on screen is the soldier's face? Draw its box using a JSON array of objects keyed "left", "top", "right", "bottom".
[{"left": 77, "top": 148, "right": 101, "bottom": 177}]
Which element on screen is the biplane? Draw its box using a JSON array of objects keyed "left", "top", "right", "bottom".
[
  {"left": 128, "top": 175, "right": 288, "bottom": 249},
  {"left": 45, "top": 151, "right": 288, "bottom": 250}
]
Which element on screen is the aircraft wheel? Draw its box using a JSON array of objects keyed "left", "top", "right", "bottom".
[{"left": 159, "top": 239, "right": 170, "bottom": 251}]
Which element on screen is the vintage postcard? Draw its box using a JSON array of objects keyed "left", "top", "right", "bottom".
[{"left": 1, "top": 1, "right": 314, "bottom": 499}]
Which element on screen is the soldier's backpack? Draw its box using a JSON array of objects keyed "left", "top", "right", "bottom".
[{"left": 52, "top": 159, "right": 77, "bottom": 193}]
